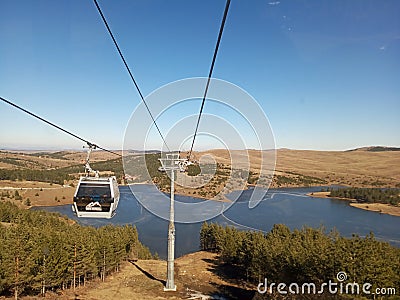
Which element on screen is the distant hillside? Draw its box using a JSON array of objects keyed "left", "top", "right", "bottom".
[
  {"left": 2, "top": 147, "right": 400, "bottom": 190},
  {"left": 347, "top": 146, "right": 400, "bottom": 152},
  {"left": 0, "top": 150, "right": 124, "bottom": 185},
  {"left": 204, "top": 148, "right": 400, "bottom": 188}
]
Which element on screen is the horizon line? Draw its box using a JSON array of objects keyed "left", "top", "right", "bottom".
[{"left": 1, "top": 145, "right": 399, "bottom": 153}]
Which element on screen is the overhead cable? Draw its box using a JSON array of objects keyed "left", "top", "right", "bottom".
[
  {"left": 187, "top": 0, "right": 231, "bottom": 160},
  {"left": 93, "top": 0, "right": 170, "bottom": 152},
  {"left": 0, "top": 96, "right": 121, "bottom": 157}
]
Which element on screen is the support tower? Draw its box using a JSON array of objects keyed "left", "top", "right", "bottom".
[{"left": 158, "top": 153, "right": 187, "bottom": 291}]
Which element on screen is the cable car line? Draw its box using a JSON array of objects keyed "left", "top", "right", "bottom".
[
  {"left": 2, "top": 1, "right": 230, "bottom": 161},
  {"left": 2, "top": 2, "right": 232, "bottom": 220},
  {"left": 187, "top": 0, "right": 231, "bottom": 161},
  {"left": 93, "top": 0, "right": 170, "bottom": 152},
  {"left": 0, "top": 96, "right": 121, "bottom": 157}
]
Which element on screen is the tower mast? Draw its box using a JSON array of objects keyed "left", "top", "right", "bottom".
[{"left": 159, "top": 153, "right": 187, "bottom": 291}]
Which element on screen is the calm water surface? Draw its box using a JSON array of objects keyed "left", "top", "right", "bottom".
[{"left": 34, "top": 185, "right": 400, "bottom": 259}]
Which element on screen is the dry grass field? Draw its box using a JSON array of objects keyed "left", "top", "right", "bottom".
[
  {"left": 0, "top": 181, "right": 74, "bottom": 208},
  {"left": 276, "top": 149, "right": 400, "bottom": 186},
  {"left": 0, "top": 150, "right": 123, "bottom": 169},
  {"left": 198, "top": 148, "right": 400, "bottom": 188}
]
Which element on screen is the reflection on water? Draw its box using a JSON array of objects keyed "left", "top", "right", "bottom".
[{"left": 33, "top": 185, "right": 400, "bottom": 259}]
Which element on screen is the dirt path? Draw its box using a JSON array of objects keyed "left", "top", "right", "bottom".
[{"left": 44, "top": 251, "right": 256, "bottom": 300}]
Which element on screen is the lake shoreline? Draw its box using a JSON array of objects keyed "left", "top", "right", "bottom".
[
  {"left": 8, "top": 184, "right": 400, "bottom": 218},
  {"left": 30, "top": 185, "right": 400, "bottom": 254},
  {"left": 307, "top": 191, "right": 400, "bottom": 217},
  {"left": 26, "top": 184, "right": 324, "bottom": 208},
  {"left": 350, "top": 203, "right": 400, "bottom": 217}
]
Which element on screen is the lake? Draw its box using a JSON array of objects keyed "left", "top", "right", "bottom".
[{"left": 33, "top": 185, "right": 400, "bottom": 259}]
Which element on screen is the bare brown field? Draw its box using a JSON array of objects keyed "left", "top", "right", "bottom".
[
  {"left": 62, "top": 150, "right": 123, "bottom": 162},
  {"left": 275, "top": 149, "right": 400, "bottom": 186},
  {"left": 197, "top": 148, "right": 400, "bottom": 188},
  {"left": 0, "top": 150, "right": 123, "bottom": 169},
  {"left": 0, "top": 181, "right": 74, "bottom": 208},
  {"left": 0, "top": 151, "right": 74, "bottom": 169}
]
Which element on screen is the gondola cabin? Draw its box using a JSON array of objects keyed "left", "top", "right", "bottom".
[{"left": 72, "top": 176, "right": 120, "bottom": 219}]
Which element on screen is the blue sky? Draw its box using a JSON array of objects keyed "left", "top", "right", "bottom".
[{"left": 0, "top": 0, "right": 399, "bottom": 151}]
